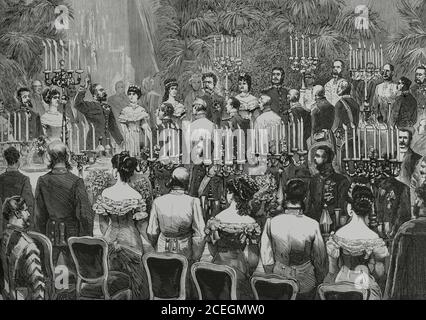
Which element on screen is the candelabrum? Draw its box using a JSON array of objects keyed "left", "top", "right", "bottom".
[
  {"left": 289, "top": 35, "right": 319, "bottom": 74},
  {"left": 212, "top": 35, "right": 243, "bottom": 100},
  {"left": 267, "top": 140, "right": 308, "bottom": 170}
]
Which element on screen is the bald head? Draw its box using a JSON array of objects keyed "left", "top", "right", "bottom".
[
  {"left": 288, "top": 89, "right": 300, "bottom": 103},
  {"left": 31, "top": 80, "right": 43, "bottom": 95},
  {"left": 313, "top": 85, "right": 325, "bottom": 98},
  {"left": 47, "top": 141, "right": 71, "bottom": 170}
]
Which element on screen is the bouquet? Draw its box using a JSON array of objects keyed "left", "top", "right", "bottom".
[
  {"left": 85, "top": 170, "right": 113, "bottom": 200},
  {"left": 34, "top": 136, "right": 48, "bottom": 157}
]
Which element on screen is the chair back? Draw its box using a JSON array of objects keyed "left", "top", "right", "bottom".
[
  {"left": 68, "top": 237, "right": 108, "bottom": 299},
  {"left": 27, "top": 232, "right": 55, "bottom": 299},
  {"left": 142, "top": 252, "right": 188, "bottom": 300},
  {"left": 191, "top": 262, "right": 237, "bottom": 300},
  {"left": 250, "top": 275, "right": 298, "bottom": 300},
  {"left": 318, "top": 283, "right": 369, "bottom": 300}
]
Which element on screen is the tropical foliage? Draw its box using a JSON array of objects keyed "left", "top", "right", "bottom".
[
  {"left": 387, "top": 0, "right": 426, "bottom": 76},
  {"left": 0, "top": 0, "right": 70, "bottom": 108},
  {"left": 154, "top": 0, "right": 385, "bottom": 97}
]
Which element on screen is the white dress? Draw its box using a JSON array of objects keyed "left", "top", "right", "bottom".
[{"left": 119, "top": 104, "right": 151, "bottom": 157}]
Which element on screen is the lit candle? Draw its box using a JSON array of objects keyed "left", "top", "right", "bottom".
[
  {"left": 225, "top": 129, "right": 233, "bottom": 165},
  {"left": 77, "top": 39, "right": 81, "bottom": 70},
  {"left": 391, "top": 126, "right": 395, "bottom": 159},
  {"left": 13, "top": 112, "right": 17, "bottom": 141},
  {"left": 343, "top": 124, "right": 349, "bottom": 159},
  {"left": 53, "top": 40, "right": 59, "bottom": 70},
  {"left": 81, "top": 122, "right": 86, "bottom": 151},
  {"left": 275, "top": 125, "right": 280, "bottom": 155},
  {"left": 213, "top": 37, "right": 216, "bottom": 59},
  {"left": 364, "top": 125, "right": 368, "bottom": 159},
  {"left": 349, "top": 45, "right": 352, "bottom": 70},
  {"left": 357, "top": 126, "right": 361, "bottom": 159},
  {"left": 226, "top": 37, "right": 229, "bottom": 58},
  {"left": 60, "top": 39, "right": 65, "bottom": 62},
  {"left": 386, "top": 126, "right": 390, "bottom": 159},
  {"left": 91, "top": 123, "right": 96, "bottom": 150},
  {"left": 380, "top": 44, "right": 383, "bottom": 67},
  {"left": 18, "top": 113, "right": 22, "bottom": 142},
  {"left": 352, "top": 125, "right": 357, "bottom": 159},
  {"left": 290, "top": 35, "right": 293, "bottom": 58},
  {"left": 43, "top": 41, "right": 48, "bottom": 70},
  {"left": 295, "top": 37, "right": 298, "bottom": 59},
  {"left": 0, "top": 117, "right": 3, "bottom": 143},
  {"left": 25, "top": 113, "right": 29, "bottom": 142},
  {"left": 204, "top": 136, "right": 212, "bottom": 165},
  {"left": 373, "top": 125, "right": 377, "bottom": 151},
  {"left": 309, "top": 37, "right": 312, "bottom": 58},
  {"left": 221, "top": 35, "right": 225, "bottom": 57},
  {"left": 7, "top": 112, "right": 11, "bottom": 141},
  {"left": 314, "top": 38, "right": 318, "bottom": 58},
  {"left": 396, "top": 127, "right": 401, "bottom": 161},
  {"left": 300, "top": 118, "right": 304, "bottom": 151},
  {"left": 74, "top": 124, "right": 80, "bottom": 154},
  {"left": 259, "top": 129, "right": 266, "bottom": 156},
  {"left": 363, "top": 41, "right": 367, "bottom": 69},
  {"left": 378, "top": 126, "right": 382, "bottom": 159},
  {"left": 69, "top": 125, "right": 73, "bottom": 153},
  {"left": 287, "top": 123, "right": 291, "bottom": 152},
  {"left": 301, "top": 35, "right": 305, "bottom": 57},
  {"left": 237, "top": 125, "right": 245, "bottom": 163},
  {"left": 47, "top": 40, "right": 53, "bottom": 71},
  {"left": 292, "top": 119, "right": 297, "bottom": 150},
  {"left": 150, "top": 135, "right": 154, "bottom": 159},
  {"left": 214, "top": 129, "right": 222, "bottom": 163},
  {"left": 162, "top": 126, "right": 167, "bottom": 158}
]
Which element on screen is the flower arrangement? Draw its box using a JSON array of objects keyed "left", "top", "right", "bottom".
[
  {"left": 85, "top": 170, "right": 113, "bottom": 200},
  {"left": 34, "top": 136, "right": 48, "bottom": 157}
]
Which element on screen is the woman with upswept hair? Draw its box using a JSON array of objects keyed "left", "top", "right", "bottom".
[
  {"left": 318, "top": 183, "right": 389, "bottom": 300},
  {"left": 204, "top": 175, "right": 261, "bottom": 300}
]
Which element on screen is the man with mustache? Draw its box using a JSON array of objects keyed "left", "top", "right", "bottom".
[
  {"left": 11, "top": 87, "right": 43, "bottom": 141},
  {"left": 411, "top": 66, "right": 426, "bottom": 121},
  {"left": 201, "top": 72, "right": 225, "bottom": 127},
  {"left": 372, "top": 63, "right": 399, "bottom": 124},
  {"left": 391, "top": 77, "right": 417, "bottom": 129},
  {"left": 75, "top": 78, "right": 124, "bottom": 149},
  {"left": 306, "top": 145, "right": 350, "bottom": 224},
  {"left": 262, "top": 67, "right": 290, "bottom": 122},
  {"left": 325, "top": 60, "right": 346, "bottom": 107}
]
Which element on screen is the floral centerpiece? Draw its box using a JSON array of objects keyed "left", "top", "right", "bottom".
[
  {"left": 34, "top": 136, "right": 48, "bottom": 157},
  {"left": 85, "top": 170, "right": 113, "bottom": 201}
]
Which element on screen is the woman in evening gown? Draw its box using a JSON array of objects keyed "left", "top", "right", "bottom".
[
  {"left": 41, "top": 88, "right": 69, "bottom": 144},
  {"left": 162, "top": 78, "right": 187, "bottom": 129},
  {"left": 205, "top": 176, "right": 262, "bottom": 300},
  {"left": 93, "top": 152, "right": 150, "bottom": 299},
  {"left": 119, "top": 85, "right": 152, "bottom": 157},
  {"left": 319, "top": 183, "right": 389, "bottom": 300},
  {"left": 235, "top": 73, "right": 260, "bottom": 127}
]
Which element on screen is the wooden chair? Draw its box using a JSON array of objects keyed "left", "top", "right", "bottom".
[
  {"left": 250, "top": 274, "right": 299, "bottom": 300},
  {"left": 317, "top": 283, "right": 369, "bottom": 300},
  {"left": 68, "top": 237, "right": 132, "bottom": 300},
  {"left": 191, "top": 262, "right": 237, "bottom": 300},
  {"left": 27, "top": 231, "right": 56, "bottom": 300},
  {"left": 142, "top": 252, "right": 188, "bottom": 300}
]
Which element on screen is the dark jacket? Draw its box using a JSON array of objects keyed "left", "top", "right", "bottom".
[
  {"left": 262, "top": 85, "right": 290, "bottom": 122},
  {"left": 307, "top": 164, "right": 350, "bottom": 222},
  {"left": 9, "top": 107, "right": 43, "bottom": 141},
  {"left": 311, "top": 97, "right": 335, "bottom": 135},
  {"left": 332, "top": 96, "right": 360, "bottom": 134},
  {"left": 75, "top": 90, "right": 124, "bottom": 147},
  {"left": 35, "top": 168, "right": 93, "bottom": 245},
  {"left": 385, "top": 217, "right": 426, "bottom": 300},
  {"left": 391, "top": 92, "right": 418, "bottom": 128},
  {"left": 0, "top": 170, "right": 34, "bottom": 233},
  {"left": 201, "top": 92, "right": 225, "bottom": 127},
  {"left": 351, "top": 78, "right": 377, "bottom": 110}
]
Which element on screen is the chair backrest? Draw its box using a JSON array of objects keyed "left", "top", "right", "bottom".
[
  {"left": 27, "top": 231, "right": 55, "bottom": 299},
  {"left": 250, "top": 275, "right": 299, "bottom": 300},
  {"left": 191, "top": 262, "right": 237, "bottom": 300},
  {"left": 318, "top": 284, "right": 369, "bottom": 300},
  {"left": 142, "top": 252, "right": 188, "bottom": 300},
  {"left": 68, "top": 237, "right": 108, "bottom": 294}
]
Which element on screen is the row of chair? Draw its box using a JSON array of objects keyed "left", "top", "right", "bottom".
[{"left": 1, "top": 233, "right": 369, "bottom": 300}]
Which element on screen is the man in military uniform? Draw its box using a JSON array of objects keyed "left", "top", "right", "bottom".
[
  {"left": 411, "top": 66, "right": 426, "bottom": 121},
  {"left": 75, "top": 78, "right": 124, "bottom": 149},
  {"left": 12, "top": 87, "right": 43, "bottom": 141},
  {"left": 1, "top": 196, "right": 45, "bottom": 300},
  {"left": 311, "top": 85, "right": 335, "bottom": 136},
  {"left": 372, "top": 63, "right": 399, "bottom": 123},
  {"left": 35, "top": 142, "right": 93, "bottom": 271},
  {"left": 201, "top": 72, "right": 225, "bottom": 127},
  {"left": 262, "top": 67, "right": 290, "bottom": 123},
  {"left": 307, "top": 145, "right": 350, "bottom": 224},
  {"left": 325, "top": 60, "right": 346, "bottom": 107}
]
